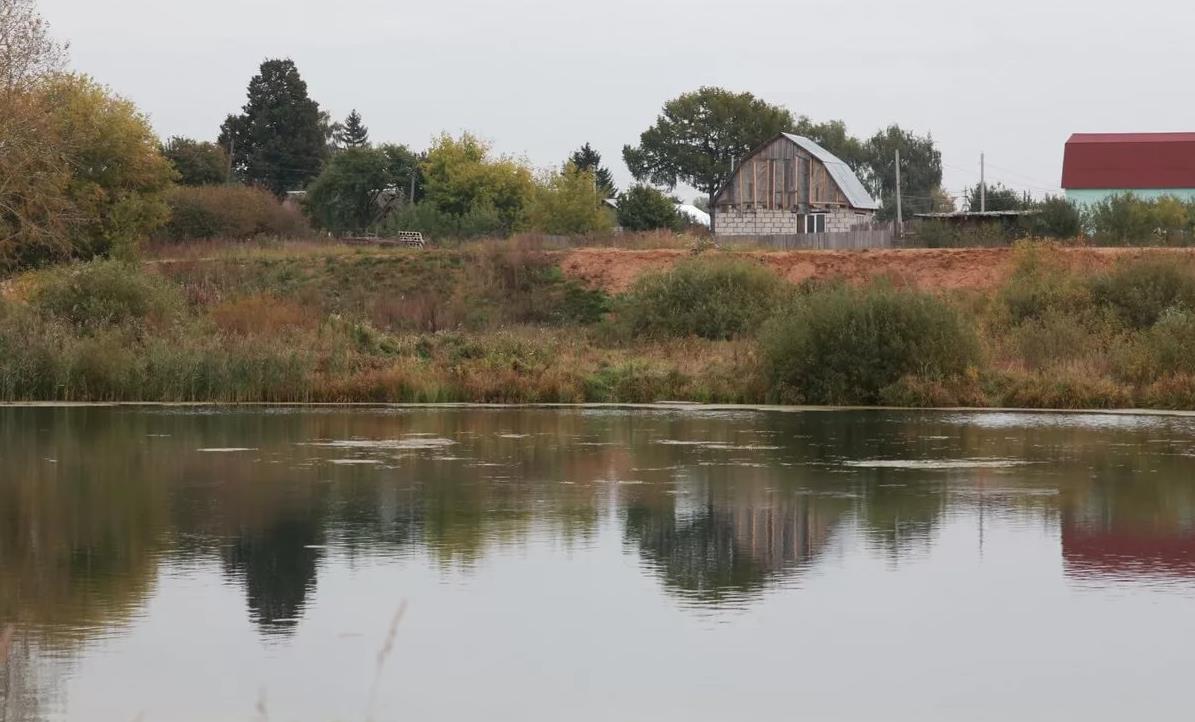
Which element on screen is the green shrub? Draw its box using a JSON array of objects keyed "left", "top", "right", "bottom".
[
  {"left": 1023, "top": 196, "right": 1082, "bottom": 239},
  {"left": 997, "top": 243, "right": 1089, "bottom": 324},
  {"left": 616, "top": 186, "right": 683, "bottom": 232},
  {"left": 375, "top": 201, "right": 505, "bottom": 241},
  {"left": 460, "top": 242, "right": 610, "bottom": 326},
  {"left": 526, "top": 165, "right": 615, "bottom": 235},
  {"left": 912, "top": 220, "right": 1018, "bottom": 249},
  {"left": 1139, "top": 373, "right": 1195, "bottom": 409},
  {"left": 1005, "top": 308, "right": 1122, "bottom": 371},
  {"left": 1086, "top": 257, "right": 1195, "bottom": 329},
  {"left": 995, "top": 369, "right": 1132, "bottom": 409},
  {"left": 583, "top": 361, "right": 683, "bottom": 402},
  {"left": 914, "top": 220, "right": 960, "bottom": 248},
  {"left": 1084, "top": 193, "right": 1195, "bottom": 246},
  {"left": 878, "top": 373, "right": 987, "bottom": 407},
  {"left": 1088, "top": 193, "right": 1158, "bottom": 245},
  {"left": 0, "top": 303, "right": 70, "bottom": 399},
  {"left": 158, "top": 185, "right": 310, "bottom": 242},
  {"left": 32, "top": 260, "right": 184, "bottom": 329},
  {"left": 761, "top": 282, "right": 981, "bottom": 405},
  {"left": 1123, "top": 308, "right": 1195, "bottom": 379},
  {"left": 616, "top": 256, "right": 784, "bottom": 340}
]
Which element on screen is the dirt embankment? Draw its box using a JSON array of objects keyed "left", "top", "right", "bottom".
[{"left": 558, "top": 247, "right": 1195, "bottom": 294}]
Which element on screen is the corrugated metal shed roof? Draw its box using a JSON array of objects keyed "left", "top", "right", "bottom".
[
  {"left": 781, "top": 133, "right": 879, "bottom": 210},
  {"left": 1062, "top": 132, "right": 1195, "bottom": 190},
  {"left": 915, "top": 210, "right": 1037, "bottom": 219}
]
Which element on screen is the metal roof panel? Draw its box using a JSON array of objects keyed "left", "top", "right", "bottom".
[
  {"left": 781, "top": 133, "right": 880, "bottom": 210},
  {"left": 1062, "top": 132, "right": 1195, "bottom": 189}
]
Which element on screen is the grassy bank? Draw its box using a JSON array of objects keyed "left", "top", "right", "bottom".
[{"left": 1, "top": 239, "right": 1194, "bottom": 409}]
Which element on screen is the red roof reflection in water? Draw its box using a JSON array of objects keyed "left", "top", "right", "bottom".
[{"left": 1062, "top": 521, "right": 1195, "bottom": 582}]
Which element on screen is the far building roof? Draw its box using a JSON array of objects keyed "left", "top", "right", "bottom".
[
  {"left": 914, "top": 210, "right": 1037, "bottom": 219},
  {"left": 1062, "top": 132, "right": 1195, "bottom": 190},
  {"left": 711, "top": 133, "right": 879, "bottom": 211},
  {"left": 780, "top": 134, "right": 880, "bottom": 211}
]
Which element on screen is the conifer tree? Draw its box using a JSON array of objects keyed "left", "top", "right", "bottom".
[
  {"left": 569, "top": 143, "right": 617, "bottom": 198},
  {"left": 218, "top": 59, "right": 326, "bottom": 195},
  {"left": 336, "top": 109, "right": 369, "bottom": 149}
]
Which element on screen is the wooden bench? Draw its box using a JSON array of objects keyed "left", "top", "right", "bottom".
[{"left": 342, "top": 232, "right": 426, "bottom": 249}]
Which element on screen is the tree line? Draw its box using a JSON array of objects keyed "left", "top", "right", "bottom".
[
  {"left": 4, "top": 0, "right": 1131, "bottom": 274},
  {"left": 0, "top": 0, "right": 954, "bottom": 268},
  {"left": 622, "top": 86, "right": 951, "bottom": 221}
]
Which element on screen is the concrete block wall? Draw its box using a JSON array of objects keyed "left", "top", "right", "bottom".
[
  {"left": 714, "top": 209, "right": 802, "bottom": 236},
  {"left": 714, "top": 207, "right": 875, "bottom": 236},
  {"left": 826, "top": 208, "right": 874, "bottom": 233},
  {"left": 713, "top": 208, "right": 802, "bottom": 236}
]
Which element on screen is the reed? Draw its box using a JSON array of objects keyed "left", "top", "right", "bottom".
[{"left": 3, "top": 242, "right": 1195, "bottom": 409}]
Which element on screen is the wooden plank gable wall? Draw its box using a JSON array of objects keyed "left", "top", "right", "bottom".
[{"left": 720, "top": 137, "right": 849, "bottom": 210}]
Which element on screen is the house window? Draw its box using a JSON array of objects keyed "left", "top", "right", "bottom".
[{"left": 805, "top": 213, "right": 827, "bottom": 233}]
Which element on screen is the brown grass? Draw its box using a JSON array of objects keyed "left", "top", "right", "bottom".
[
  {"left": 210, "top": 294, "right": 316, "bottom": 336},
  {"left": 5, "top": 241, "right": 1195, "bottom": 409}
]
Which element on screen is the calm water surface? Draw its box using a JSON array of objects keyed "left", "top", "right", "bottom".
[{"left": 2, "top": 406, "right": 1195, "bottom": 721}]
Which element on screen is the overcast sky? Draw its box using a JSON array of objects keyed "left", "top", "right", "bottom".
[{"left": 41, "top": 0, "right": 1195, "bottom": 204}]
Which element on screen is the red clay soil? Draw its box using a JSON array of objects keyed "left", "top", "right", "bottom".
[{"left": 558, "top": 247, "right": 1195, "bottom": 294}]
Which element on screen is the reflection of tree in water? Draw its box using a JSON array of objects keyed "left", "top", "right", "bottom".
[
  {"left": 222, "top": 516, "right": 324, "bottom": 636},
  {"left": 0, "top": 409, "right": 166, "bottom": 643},
  {"left": 624, "top": 489, "right": 844, "bottom": 606},
  {"left": 855, "top": 475, "right": 947, "bottom": 559}
]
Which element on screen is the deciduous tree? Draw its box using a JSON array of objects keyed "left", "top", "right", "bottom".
[
  {"left": 528, "top": 164, "right": 613, "bottom": 235},
  {"left": 1, "top": 74, "right": 174, "bottom": 269},
  {"left": 865, "top": 125, "right": 943, "bottom": 220},
  {"left": 421, "top": 132, "right": 535, "bottom": 234},
  {"left": 0, "top": 0, "right": 67, "bottom": 91},
  {"left": 162, "top": 137, "right": 228, "bottom": 186},
  {"left": 43, "top": 75, "right": 175, "bottom": 259},
  {"left": 963, "top": 182, "right": 1025, "bottom": 212},
  {"left": 623, "top": 87, "right": 794, "bottom": 208},
  {"left": 305, "top": 145, "right": 420, "bottom": 235}
]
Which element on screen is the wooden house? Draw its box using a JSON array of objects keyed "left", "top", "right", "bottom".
[{"left": 712, "top": 133, "right": 879, "bottom": 236}]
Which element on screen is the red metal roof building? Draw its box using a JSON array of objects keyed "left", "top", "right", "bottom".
[{"left": 1063, "top": 133, "right": 1195, "bottom": 204}]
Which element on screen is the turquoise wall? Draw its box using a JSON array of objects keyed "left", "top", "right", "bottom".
[{"left": 1066, "top": 188, "right": 1195, "bottom": 205}]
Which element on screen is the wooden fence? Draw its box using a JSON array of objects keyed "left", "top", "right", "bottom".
[{"left": 717, "top": 227, "right": 896, "bottom": 250}]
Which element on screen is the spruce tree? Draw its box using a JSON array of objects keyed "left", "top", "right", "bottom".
[
  {"left": 336, "top": 109, "right": 369, "bottom": 149},
  {"left": 218, "top": 59, "right": 327, "bottom": 196},
  {"left": 569, "top": 143, "right": 617, "bottom": 198}
]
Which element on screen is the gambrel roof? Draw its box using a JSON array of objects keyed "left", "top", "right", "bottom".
[
  {"left": 779, "top": 134, "right": 879, "bottom": 210},
  {"left": 1062, "top": 133, "right": 1195, "bottom": 190}
]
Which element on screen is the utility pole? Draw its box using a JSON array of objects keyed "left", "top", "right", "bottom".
[
  {"left": 225, "top": 136, "right": 235, "bottom": 185},
  {"left": 409, "top": 171, "right": 416, "bottom": 205},
  {"left": 894, "top": 148, "right": 903, "bottom": 236},
  {"left": 980, "top": 152, "right": 986, "bottom": 212}
]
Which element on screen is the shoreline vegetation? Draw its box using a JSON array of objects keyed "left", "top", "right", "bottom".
[
  {"left": 3, "top": 401, "right": 1195, "bottom": 417},
  {"left": 4, "top": 237, "right": 1195, "bottom": 410}
]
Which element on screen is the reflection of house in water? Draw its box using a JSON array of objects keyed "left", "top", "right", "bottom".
[
  {"left": 726, "top": 499, "right": 836, "bottom": 576},
  {"left": 625, "top": 486, "right": 844, "bottom": 606},
  {"left": 1060, "top": 478, "right": 1195, "bottom": 583},
  {"left": 1062, "top": 521, "right": 1195, "bottom": 582}
]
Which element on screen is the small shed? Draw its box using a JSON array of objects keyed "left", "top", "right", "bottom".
[{"left": 712, "top": 133, "right": 879, "bottom": 236}]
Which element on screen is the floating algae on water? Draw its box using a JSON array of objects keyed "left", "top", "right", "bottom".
[{"left": 843, "top": 458, "right": 1032, "bottom": 470}]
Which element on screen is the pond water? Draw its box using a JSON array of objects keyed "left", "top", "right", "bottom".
[{"left": 2, "top": 406, "right": 1195, "bottom": 721}]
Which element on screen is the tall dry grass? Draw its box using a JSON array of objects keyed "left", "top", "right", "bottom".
[{"left": 4, "top": 241, "right": 1195, "bottom": 408}]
